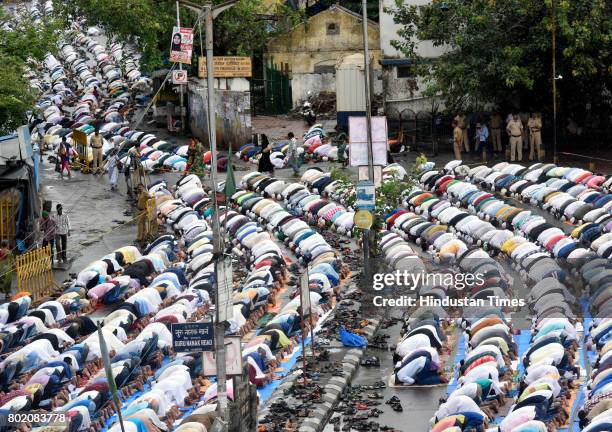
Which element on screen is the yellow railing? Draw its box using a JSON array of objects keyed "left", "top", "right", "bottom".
[
  {"left": 15, "top": 246, "right": 54, "bottom": 301},
  {"left": 0, "top": 195, "right": 18, "bottom": 247}
]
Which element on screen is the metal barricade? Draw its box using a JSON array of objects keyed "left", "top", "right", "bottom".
[{"left": 15, "top": 246, "right": 55, "bottom": 300}]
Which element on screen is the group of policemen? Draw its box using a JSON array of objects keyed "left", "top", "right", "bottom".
[{"left": 453, "top": 112, "right": 543, "bottom": 163}]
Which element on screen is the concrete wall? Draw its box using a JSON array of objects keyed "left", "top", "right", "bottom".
[
  {"left": 291, "top": 72, "right": 336, "bottom": 106},
  {"left": 379, "top": 0, "right": 450, "bottom": 116},
  {"left": 188, "top": 81, "right": 252, "bottom": 149},
  {"left": 379, "top": 0, "right": 448, "bottom": 58}
]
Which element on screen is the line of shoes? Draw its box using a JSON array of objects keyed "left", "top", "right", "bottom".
[
  {"left": 385, "top": 395, "right": 403, "bottom": 412},
  {"left": 368, "top": 333, "right": 390, "bottom": 350}
]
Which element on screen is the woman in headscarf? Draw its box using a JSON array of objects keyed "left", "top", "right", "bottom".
[{"left": 257, "top": 135, "right": 274, "bottom": 174}]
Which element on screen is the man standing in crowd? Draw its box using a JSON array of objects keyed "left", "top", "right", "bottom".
[
  {"left": 475, "top": 123, "right": 490, "bottom": 162},
  {"left": 136, "top": 184, "right": 150, "bottom": 247},
  {"left": 454, "top": 111, "right": 470, "bottom": 153},
  {"left": 507, "top": 114, "right": 524, "bottom": 162},
  {"left": 528, "top": 112, "right": 543, "bottom": 161},
  {"left": 520, "top": 111, "right": 530, "bottom": 152},
  {"left": 452, "top": 120, "right": 463, "bottom": 160},
  {"left": 286, "top": 132, "right": 300, "bottom": 176},
  {"left": 39, "top": 211, "right": 57, "bottom": 263},
  {"left": 490, "top": 112, "right": 503, "bottom": 154},
  {"left": 54, "top": 204, "right": 70, "bottom": 263},
  {"left": 91, "top": 128, "right": 104, "bottom": 174}
]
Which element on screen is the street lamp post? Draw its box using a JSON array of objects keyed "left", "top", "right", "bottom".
[
  {"left": 361, "top": 0, "right": 375, "bottom": 278},
  {"left": 179, "top": 2, "right": 238, "bottom": 430},
  {"left": 551, "top": 0, "right": 557, "bottom": 164}
]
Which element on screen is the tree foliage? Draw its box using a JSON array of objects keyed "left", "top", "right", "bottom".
[
  {"left": 387, "top": 0, "right": 611, "bottom": 114},
  {"left": 0, "top": 10, "right": 64, "bottom": 134},
  {"left": 55, "top": 0, "right": 303, "bottom": 72}
]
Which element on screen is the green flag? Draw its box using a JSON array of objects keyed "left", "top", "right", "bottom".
[
  {"left": 223, "top": 146, "right": 236, "bottom": 199},
  {"left": 98, "top": 323, "right": 127, "bottom": 431}
]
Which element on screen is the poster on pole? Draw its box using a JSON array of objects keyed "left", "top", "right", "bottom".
[
  {"left": 169, "top": 27, "right": 194, "bottom": 64},
  {"left": 300, "top": 270, "right": 311, "bottom": 315},
  {"left": 216, "top": 258, "right": 233, "bottom": 322},
  {"left": 202, "top": 336, "right": 243, "bottom": 376},
  {"left": 172, "top": 69, "right": 188, "bottom": 85},
  {"left": 348, "top": 116, "right": 388, "bottom": 167}
]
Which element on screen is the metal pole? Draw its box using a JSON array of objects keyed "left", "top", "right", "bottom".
[
  {"left": 204, "top": 2, "right": 228, "bottom": 426},
  {"left": 176, "top": 1, "right": 185, "bottom": 133},
  {"left": 552, "top": 0, "right": 558, "bottom": 164},
  {"left": 299, "top": 277, "right": 308, "bottom": 389},
  {"left": 361, "top": 0, "right": 375, "bottom": 183},
  {"left": 361, "top": 0, "right": 375, "bottom": 268}
]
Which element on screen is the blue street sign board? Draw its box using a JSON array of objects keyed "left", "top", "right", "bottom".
[
  {"left": 172, "top": 322, "right": 214, "bottom": 352},
  {"left": 356, "top": 180, "right": 376, "bottom": 211}
]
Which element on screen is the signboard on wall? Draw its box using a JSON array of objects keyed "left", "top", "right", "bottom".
[
  {"left": 198, "top": 56, "right": 252, "bottom": 78},
  {"left": 169, "top": 27, "right": 194, "bottom": 64},
  {"left": 348, "top": 116, "right": 388, "bottom": 167}
]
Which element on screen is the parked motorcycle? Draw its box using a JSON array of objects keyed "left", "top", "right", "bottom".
[{"left": 301, "top": 93, "right": 317, "bottom": 126}]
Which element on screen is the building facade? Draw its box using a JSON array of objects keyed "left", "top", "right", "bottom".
[
  {"left": 379, "top": 0, "right": 448, "bottom": 117},
  {"left": 265, "top": 4, "right": 382, "bottom": 108}
]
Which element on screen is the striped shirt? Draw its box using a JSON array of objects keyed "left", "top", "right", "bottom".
[{"left": 54, "top": 213, "right": 71, "bottom": 235}]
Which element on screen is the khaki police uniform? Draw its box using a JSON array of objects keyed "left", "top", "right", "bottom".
[
  {"left": 507, "top": 119, "right": 523, "bottom": 161},
  {"left": 454, "top": 114, "right": 470, "bottom": 152},
  {"left": 528, "top": 115, "right": 542, "bottom": 161},
  {"left": 490, "top": 114, "right": 502, "bottom": 152},
  {"left": 453, "top": 126, "right": 463, "bottom": 160}
]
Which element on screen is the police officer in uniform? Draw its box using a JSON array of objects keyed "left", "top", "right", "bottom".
[
  {"left": 506, "top": 114, "right": 524, "bottom": 162},
  {"left": 528, "top": 113, "right": 543, "bottom": 161}
]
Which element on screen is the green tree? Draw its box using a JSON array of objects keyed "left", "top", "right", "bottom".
[
  {"left": 0, "top": 10, "right": 64, "bottom": 134},
  {"left": 387, "top": 0, "right": 611, "bottom": 115},
  {"left": 55, "top": 0, "right": 303, "bottom": 71}
]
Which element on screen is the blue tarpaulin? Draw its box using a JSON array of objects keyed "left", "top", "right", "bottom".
[{"left": 339, "top": 326, "right": 367, "bottom": 348}]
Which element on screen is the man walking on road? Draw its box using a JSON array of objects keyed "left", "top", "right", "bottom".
[
  {"left": 54, "top": 204, "right": 70, "bottom": 263},
  {"left": 286, "top": 132, "right": 300, "bottom": 176},
  {"left": 40, "top": 211, "right": 57, "bottom": 263},
  {"left": 506, "top": 114, "right": 524, "bottom": 162},
  {"left": 91, "top": 128, "right": 104, "bottom": 174}
]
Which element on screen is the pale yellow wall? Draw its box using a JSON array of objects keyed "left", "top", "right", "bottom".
[{"left": 266, "top": 7, "right": 381, "bottom": 74}]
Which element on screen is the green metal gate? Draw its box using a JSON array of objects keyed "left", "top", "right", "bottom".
[{"left": 252, "top": 61, "right": 292, "bottom": 115}]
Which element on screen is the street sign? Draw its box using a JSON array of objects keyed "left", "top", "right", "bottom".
[
  {"left": 356, "top": 180, "right": 376, "bottom": 211},
  {"left": 216, "top": 258, "right": 233, "bottom": 322},
  {"left": 172, "top": 69, "right": 188, "bottom": 85},
  {"left": 348, "top": 116, "right": 388, "bottom": 167},
  {"left": 171, "top": 322, "right": 214, "bottom": 353},
  {"left": 203, "top": 336, "right": 243, "bottom": 376},
  {"left": 354, "top": 210, "right": 373, "bottom": 230},
  {"left": 300, "top": 269, "right": 311, "bottom": 315},
  {"left": 198, "top": 56, "right": 252, "bottom": 78}
]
